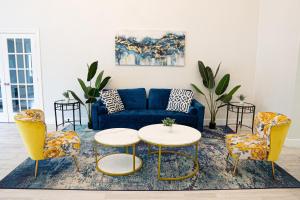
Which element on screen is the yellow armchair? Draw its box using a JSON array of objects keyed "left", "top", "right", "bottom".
[
  {"left": 14, "top": 109, "right": 81, "bottom": 177},
  {"left": 225, "top": 112, "right": 291, "bottom": 179}
]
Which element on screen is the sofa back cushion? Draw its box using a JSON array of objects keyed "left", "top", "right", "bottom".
[
  {"left": 148, "top": 88, "right": 171, "bottom": 110},
  {"left": 117, "top": 88, "right": 147, "bottom": 110}
]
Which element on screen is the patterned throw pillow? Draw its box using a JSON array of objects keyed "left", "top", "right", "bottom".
[
  {"left": 166, "top": 89, "right": 194, "bottom": 113},
  {"left": 100, "top": 89, "right": 125, "bottom": 114}
]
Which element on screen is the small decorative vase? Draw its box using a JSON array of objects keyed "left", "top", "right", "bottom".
[
  {"left": 168, "top": 126, "right": 173, "bottom": 133},
  {"left": 239, "top": 100, "right": 244, "bottom": 105}
]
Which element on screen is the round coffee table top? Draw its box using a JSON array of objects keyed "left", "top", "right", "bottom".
[
  {"left": 94, "top": 128, "right": 140, "bottom": 147},
  {"left": 138, "top": 124, "right": 201, "bottom": 147}
]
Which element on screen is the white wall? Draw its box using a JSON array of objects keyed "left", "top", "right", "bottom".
[
  {"left": 254, "top": 0, "right": 300, "bottom": 143},
  {"left": 0, "top": 0, "right": 260, "bottom": 124}
]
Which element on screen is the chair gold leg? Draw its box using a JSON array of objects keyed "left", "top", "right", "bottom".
[
  {"left": 271, "top": 161, "right": 275, "bottom": 179},
  {"left": 233, "top": 159, "right": 239, "bottom": 175},
  {"left": 72, "top": 155, "right": 79, "bottom": 172},
  {"left": 34, "top": 160, "right": 39, "bottom": 178}
]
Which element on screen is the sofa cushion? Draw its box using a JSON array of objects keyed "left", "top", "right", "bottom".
[
  {"left": 148, "top": 88, "right": 171, "bottom": 110},
  {"left": 117, "top": 88, "right": 147, "bottom": 110},
  {"left": 108, "top": 109, "right": 197, "bottom": 125}
]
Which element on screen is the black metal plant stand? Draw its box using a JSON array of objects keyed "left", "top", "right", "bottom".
[
  {"left": 225, "top": 102, "right": 256, "bottom": 133},
  {"left": 54, "top": 99, "right": 81, "bottom": 131}
]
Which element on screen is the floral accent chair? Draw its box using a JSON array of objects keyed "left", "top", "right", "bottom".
[
  {"left": 225, "top": 112, "right": 291, "bottom": 178},
  {"left": 14, "top": 109, "right": 81, "bottom": 177}
]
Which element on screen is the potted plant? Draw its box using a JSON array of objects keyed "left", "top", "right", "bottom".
[
  {"left": 62, "top": 91, "right": 70, "bottom": 103},
  {"left": 68, "top": 61, "right": 111, "bottom": 129},
  {"left": 237, "top": 94, "right": 246, "bottom": 104},
  {"left": 162, "top": 117, "right": 176, "bottom": 132},
  {"left": 191, "top": 61, "right": 241, "bottom": 129}
]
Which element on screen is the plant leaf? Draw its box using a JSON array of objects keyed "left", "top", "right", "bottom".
[
  {"left": 216, "top": 94, "right": 227, "bottom": 101},
  {"left": 191, "top": 84, "right": 205, "bottom": 95},
  {"left": 206, "top": 66, "right": 215, "bottom": 89},
  {"left": 95, "top": 71, "right": 104, "bottom": 89},
  {"left": 215, "top": 74, "right": 230, "bottom": 95},
  {"left": 86, "top": 97, "right": 97, "bottom": 103},
  {"left": 220, "top": 85, "right": 241, "bottom": 103},
  {"left": 88, "top": 88, "right": 96, "bottom": 96},
  {"left": 98, "top": 76, "right": 111, "bottom": 91},
  {"left": 198, "top": 61, "right": 209, "bottom": 88},
  {"left": 68, "top": 90, "right": 84, "bottom": 105},
  {"left": 87, "top": 61, "right": 98, "bottom": 81},
  {"left": 228, "top": 85, "right": 241, "bottom": 96},
  {"left": 78, "top": 78, "right": 88, "bottom": 95},
  {"left": 214, "top": 62, "right": 221, "bottom": 78}
]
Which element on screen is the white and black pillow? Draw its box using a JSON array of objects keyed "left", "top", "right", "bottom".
[
  {"left": 166, "top": 89, "right": 194, "bottom": 113},
  {"left": 100, "top": 89, "right": 125, "bottom": 114}
]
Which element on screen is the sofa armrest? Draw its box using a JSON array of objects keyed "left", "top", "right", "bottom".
[
  {"left": 191, "top": 99, "right": 205, "bottom": 131},
  {"left": 91, "top": 101, "right": 108, "bottom": 129}
]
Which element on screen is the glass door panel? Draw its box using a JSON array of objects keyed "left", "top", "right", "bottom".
[
  {"left": 0, "top": 32, "right": 42, "bottom": 122},
  {"left": 7, "top": 38, "right": 35, "bottom": 113}
]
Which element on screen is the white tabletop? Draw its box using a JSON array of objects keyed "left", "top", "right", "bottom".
[
  {"left": 138, "top": 124, "right": 201, "bottom": 147},
  {"left": 94, "top": 128, "right": 140, "bottom": 147}
]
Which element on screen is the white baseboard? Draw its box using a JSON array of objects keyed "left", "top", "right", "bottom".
[{"left": 284, "top": 139, "right": 300, "bottom": 148}]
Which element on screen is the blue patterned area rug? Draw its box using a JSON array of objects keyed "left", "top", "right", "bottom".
[{"left": 0, "top": 125, "right": 299, "bottom": 190}]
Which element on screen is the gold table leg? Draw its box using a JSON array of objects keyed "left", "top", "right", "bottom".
[
  {"left": 154, "top": 142, "right": 199, "bottom": 181},
  {"left": 148, "top": 144, "right": 151, "bottom": 156},
  {"left": 133, "top": 144, "right": 136, "bottom": 172},
  {"left": 158, "top": 146, "right": 161, "bottom": 179}
]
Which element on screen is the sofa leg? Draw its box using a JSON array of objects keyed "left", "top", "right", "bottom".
[
  {"left": 72, "top": 155, "right": 80, "bottom": 172},
  {"left": 34, "top": 160, "right": 39, "bottom": 178}
]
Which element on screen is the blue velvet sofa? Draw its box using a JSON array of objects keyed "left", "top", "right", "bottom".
[{"left": 91, "top": 88, "right": 205, "bottom": 131}]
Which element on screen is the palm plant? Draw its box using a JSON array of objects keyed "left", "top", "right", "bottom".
[
  {"left": 191, "top": 61, "right": 241, "bottom": 129},
  {"left": 68, "top": 61, "right": 111, "bottom": 129}
]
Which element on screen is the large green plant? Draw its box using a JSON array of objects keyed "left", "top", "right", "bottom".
[
  {"left": 68, "top": 61, "right": 111, "bottom": 129},
  {"left": 191, "top": 61, "right": 241, "bottom": 129}
]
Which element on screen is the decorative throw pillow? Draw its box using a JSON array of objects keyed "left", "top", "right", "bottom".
[
  {"left": 100, "top": 89, "right": 125, "bottom": 114},
  {"left": 166, "top": 89, "right": 194, "bottom": 113}
]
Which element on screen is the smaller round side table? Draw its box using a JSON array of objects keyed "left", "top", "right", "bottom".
[
  {"left": 225, "top": 102, "right": 256, "bottom": 133},
  {"left": 54, "top": 99, "right": 81, "bottom": 131},
  {"left": 94, "top": 128, "right": 142, "bottom": 176}
]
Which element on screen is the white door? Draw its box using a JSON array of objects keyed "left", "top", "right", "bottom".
[{"left": 0, "top": 32, "right": 43, "bottom": 122}]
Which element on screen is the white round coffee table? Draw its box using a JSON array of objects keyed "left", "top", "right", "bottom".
[
  {"left": 138, "top": 124, "right": 201, "bottom": 181},
  {"left": 94, "top": 128, "right": 142, "bottom": 176}
]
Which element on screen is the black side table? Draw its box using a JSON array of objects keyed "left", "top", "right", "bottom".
[
  {"left": 225, "top": 102, "right": 256, "bottom": 133},
  {"left": 54, "top": 99, "right": 81, "bottom": 131}
]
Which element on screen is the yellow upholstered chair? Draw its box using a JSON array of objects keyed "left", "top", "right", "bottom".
[
  {"left": 225, "top": 112, "right": 291, "bottom": 179},
  {"left": 14, "top": 109, "right": 81, "bottom": 177}
]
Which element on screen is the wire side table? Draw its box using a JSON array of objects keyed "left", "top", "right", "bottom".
[
  {"left": 225, "top": 102, "right": 256, "bottom": 133},
  {"left": 54, "top": 99, "right": 81, "bottom": 131}
]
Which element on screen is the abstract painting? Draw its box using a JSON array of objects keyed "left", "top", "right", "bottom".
[{"left": 115, "top": 31, "right": 185, "bottom": 66}]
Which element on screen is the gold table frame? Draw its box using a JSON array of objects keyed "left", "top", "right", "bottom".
[
  {"left": 147, "top": 141, "right": 199, "bottom": 181},
  {"left": 94, "top": 141, "right": 142, "bottom": 176}
]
